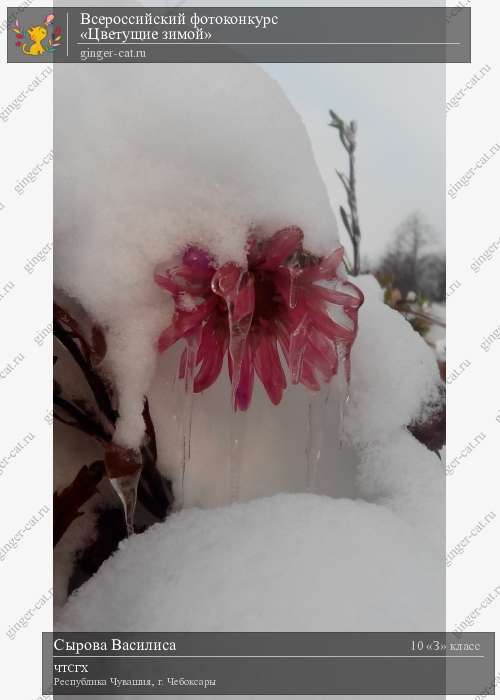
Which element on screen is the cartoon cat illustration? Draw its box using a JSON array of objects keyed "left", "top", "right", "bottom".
[
  {"left": 12, "top": 14, "right": 62, "bottom": 56},
  {"left": 22, "top": 25, "right": 48, "bottom": 56}
]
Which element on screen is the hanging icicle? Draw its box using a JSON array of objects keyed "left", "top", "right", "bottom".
[
  {"left": 104, "top": 443, "right": 142, "bottom": 536},
  {"left": 305, "top": 385, "right": 332, "bottom": 492}
]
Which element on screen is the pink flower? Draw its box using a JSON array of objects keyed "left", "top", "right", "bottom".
[{"left": 156, "top": 227, "right": 363, "bottom": 411}]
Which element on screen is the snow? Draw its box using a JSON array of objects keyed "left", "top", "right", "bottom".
[
  {"left": 54, "top": 61, "right": 338, "bottom": 449},
  {"left": 57, "top": 294, "right": 444, "bottom": 624},
  {"left": 54, "top": 273, "right": 444, "bottom": 600},
  {"left": 343, "top": 275, "right": 441, "bottom": 445},
  {"left": 57, "top": 493, "right": 443, "bottom": 633},
  {"left": 57, "top": 279, "right": 445, "bottom": 661},
  {"left": 57, "top": 493, "right": 444, "bottom": 700},
  {"left": 53, "top": 505, "right": 98, "bottom": 608},
  {"left": 357, "top": 432, "right": 443, "bottom": 547}
]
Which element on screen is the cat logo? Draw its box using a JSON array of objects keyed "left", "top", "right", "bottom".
[{"left": 12, "top": 13, "right": 62, "bottom": 56}]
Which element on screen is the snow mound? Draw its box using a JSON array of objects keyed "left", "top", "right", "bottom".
[
  {"left": 357, "top": 431, "right": 443, "bottom": 547},
  {"left": 344, "top": 276, "right": 441, "bottom": 445},
  {"left": 57, "top": 493, "right": 443, "bottom": 634}
]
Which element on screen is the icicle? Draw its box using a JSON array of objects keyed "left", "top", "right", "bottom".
[
  {"left": 227, "top": 286, "right": 253, "bottom": 407},
  {"left": 170, "top": 361, "right": 182, "bottom": 445},
  {"left": 175, "top": 330, "right": 200, "bottom": 510},
  {"left": 105, "top": 443, "right": 142, "bottom": 537},
  {"left": 211, "top": 266, "right": 254, "bottom": 407},
  {"left": 305, "top": 386, "right": 330, "bottom": 492},
  {"left": 229, "top": 337, "right": 250, "bottom": 409},
  {"left": 289, "top": 315, "right": 308, "bottom": 384},
  {"left": 229, "top": 408, "right": 246, "bottom": 503},
  {"left": 337, "top": 345, "right": 351, "bottom": 447},
  {"left": 339, "top": 382, "right": 350, "bottom": 431},
  {"left": 110, "top": 470, "right": 141, "bottom": 537}
]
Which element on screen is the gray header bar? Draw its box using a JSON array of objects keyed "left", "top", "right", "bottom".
[
  {"left": 42, "top": 632, "right": 494, "bottom": 695},
  {"left": 7, "top": 7, "right": 471, "bottom": 63}
]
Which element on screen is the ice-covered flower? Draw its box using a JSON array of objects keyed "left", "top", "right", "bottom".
[{"left": 156, "top": 227, "right": 363, "bottom": 411}]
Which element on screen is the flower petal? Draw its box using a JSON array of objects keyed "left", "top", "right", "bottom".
[
  {"left": 299, "top": 360, "right": 321, "bottom": 392},
  {"left": 194, "top": 317, "right": 228, "bottom": 392},
  {"left": 254, "top": 333, "right": 286, "bottom": 405},
  {"left": 211, "top": 263, "right": 255, "bottom": 325},
  {"left": 233, "top": 272, "right": 255, "bottom": 325},
  {"left": 156, "top": 247, "right": 215, "bottom": 298},
  {"left": 308, "top": 284, "right": 362, "bottom": 308},
  {"left": 300, "top": 246, "right": 345, "bottom": 284},
  {"left": 212, "top": 263, "right": 255, "bottom": 323},
  {"left": 304, "top": 328, "right": 338, "bottom": 382},
  {"left": 156, "top": 232, "right": 363, "bottom": 411},
  {"left": 158, "top": 299, "right": 216, "bottom": 352},
  {"left": 287, "top": 313, "right": 309, "bottom": 384},
  {"left": 158, "top": 321, "right": 184, "bottom": 353},
  {"left": 258, "top": 226, "right": 304, "bottom": 271},
  {"left": 308, "top": 307, "right": 355, "bottom": 343},
  {"left": 155, "top": 271, "right": 184, "bottom": 296},
  {"left": 183, "top": 246, "right": 215, "bottom": 275},
  {"left": 316, "top": 246, "right": 345, "bottom": 279}
]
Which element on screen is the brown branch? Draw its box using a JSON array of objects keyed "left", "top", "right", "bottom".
[
  {"left": 54, "top": 302, "right": 94, "bottom": 362},
  {"left": 54, "top": 302, "right": 172, "bottom": 545},
  {"left": 142, "top": 398, "right": 158, "bottom": 463},
  {"left": 53, "top": 461, "right": 105, "bottom": 545},
  {"left": 54, "top": 308, "right": 116, "bottom": 425},
  {"left": 140, "top": 398, "right": 170, "bottom": 519},
  {"left": 54, "top": 393, "right": 111, "bottom": 443}
]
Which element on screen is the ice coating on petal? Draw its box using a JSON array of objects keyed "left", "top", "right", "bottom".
[
  {"left": 212, "top": 263, "right": 255, "bottom": 407},
  {"left": 288, "top": 312, "right": 309, "bottom": 385},
  {"left": 254, "top": 334, "right": 287, "bottom": 405},
  {"left": 182, "top": 246, "right": 215, "bottom": 276},
  {"left": 156, "top": 231, "right": 363, "bottom": 411},
  {"left": 232, "top": 341, "right": 255, "bottom": 411},
  {"left": 258, "top": 226, "right": 304, "bottom": 271},
  {"left": 157, "top": 298, "right": 217, "bottom": 352},
  {"left": 194, "top": 316, "right": 228, "bottom": 392}
]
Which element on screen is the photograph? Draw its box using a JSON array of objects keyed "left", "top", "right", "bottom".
[{"left": 1, "top": 1, "right": 497, "bottom": 699}]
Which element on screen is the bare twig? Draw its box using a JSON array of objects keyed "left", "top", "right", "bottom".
[
  {"left": 53, "top": 309, "right": 116, "bottom": 426},
  {"left": 54, "top": 393, "right": 111, "bottom": 443},
  {"left": 329, "top": 110, "right": 362, "bottom": 275}
]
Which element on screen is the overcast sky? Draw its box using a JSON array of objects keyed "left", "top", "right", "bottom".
[
  {"left": 264, "top": 62, "right": 445, "bottom": 262},
  {"left": 140, "top": 0, "right": 446, "bottom": 262}
]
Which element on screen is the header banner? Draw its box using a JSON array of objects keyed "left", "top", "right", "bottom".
[{"left": 6, "top": 6, "right": 471, "bottom": 63}]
